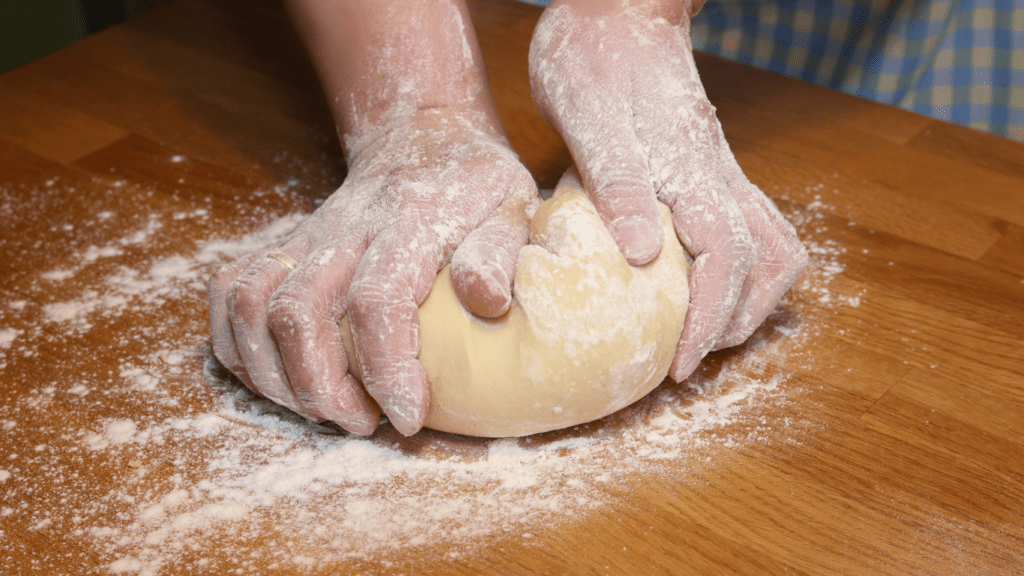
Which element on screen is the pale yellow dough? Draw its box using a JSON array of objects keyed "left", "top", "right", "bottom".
[{"left": 339, "top": 172, "right": 689, "bottom": 437}]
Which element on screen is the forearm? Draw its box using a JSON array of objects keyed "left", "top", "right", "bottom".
[{"left": 285, "top": 0, "right": 504, "bottom": 154}]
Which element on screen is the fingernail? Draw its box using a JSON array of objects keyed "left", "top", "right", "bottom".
[
  {"left": 375, "top": 381, "right": 427, "bottom": 436},
  {"left": 458, "top": 264, "right": 512, "bottom": 318},
  {"left": 610, "top": 216, "right": 662, "bottom": 265},
  {"left": 671, "top": 349, "right": 706, "bottom": 382},
  {"left": 316, "top": 377, "right": 381, "bottom": 436},
  {"left": 335, "top": 413, "right": 378, "bottom": 436},
  {"left": 487, "top": 266, "right": 511, "bottom": 300},
  {"left": 484, "top": 266, "right": 512, "bottom": 314},
  {"left": 383, "top": 405, "right": 423, "bottom": 436}
]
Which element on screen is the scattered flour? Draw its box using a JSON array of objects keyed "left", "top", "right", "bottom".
[
  {"left": 0, "top": 328, "right": 20, "bottom": 349},
  {"left": 67, "top": 384, "right": 90, "bottom": 396},
  {"left": 0, "top": 171, "right": 859, "bottom": 575}
]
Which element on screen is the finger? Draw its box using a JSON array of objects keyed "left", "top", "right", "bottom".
[
  {"left": 207, "top": 252, "right": 262, "bottom": 387},
  {"left": 267, "top": 240, "right": 381, "bottom": 435},
  {"left": 532, "top": 67, "right": 663, "bottom": 264},
  {"left": 347, "top": 230, "right": 441, "bottom": 436},
  {"left": 667, "top": 186, "right": 756, "bottom": 382},
  {"left": 645, "top": 96, "right": 756, "bottom": 381},
  {"left": 225, "top": 244, "right": 308, "bottom": 413},
  {"left": 573, "top": 129, "right": 664, "bottom": 265},
  {"left": 715, "top": 158, "right": 808, "bottom": 348},
  {"left": 450, "top": 179, "right": 536, "bottom": 317}
]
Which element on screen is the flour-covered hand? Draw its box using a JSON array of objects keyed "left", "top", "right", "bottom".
[
  {"left": 529, "top": 0, "right": 807, "bottom": 382},
  {"left": 208, "top": 0, "right": 536, "bottom": 436},
  {"left": 208, "top": 109, "right": 535, "bottom": 436}
]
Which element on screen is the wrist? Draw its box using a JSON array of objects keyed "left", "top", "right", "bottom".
[
  {"left": 336, "top": 49, "right": 502, "bottom": 154},
  {"left": 545, "top": 0, "right": 702, "bottom": 25},
  {"left": 342, "top": 104, "right": 507, "bottom": 165},
  {"left": 286, "top": 0, "right": 504, "bottom": 155}
]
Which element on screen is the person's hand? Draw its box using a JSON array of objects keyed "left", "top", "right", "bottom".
[
  {"left": 208, "top": 0, "right": 537, "bottom": 436},
  {"left": 529, "top": 0, "right": 808, "bottom": 382},
  {"left": 208, "top": 107, "right": 536, "bottom": 436}
]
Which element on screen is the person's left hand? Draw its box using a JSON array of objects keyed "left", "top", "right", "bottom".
[{"left": 529, "top": 0, "right": 808, "bottom": 382}]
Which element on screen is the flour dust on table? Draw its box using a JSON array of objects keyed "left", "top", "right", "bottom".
[{"left": 0, "top": 165, "right": 861, "bottom": 575}]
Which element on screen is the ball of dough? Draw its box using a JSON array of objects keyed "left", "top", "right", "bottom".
[{"left": 339, "top": 172, "right": 689, "bottom": 437}]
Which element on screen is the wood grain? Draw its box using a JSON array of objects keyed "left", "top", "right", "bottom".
[{"left": 1, "top": 0, "right": 1023, "bottom": 574}]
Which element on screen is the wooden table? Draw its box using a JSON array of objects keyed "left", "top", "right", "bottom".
[{"left": 2, "top": 0, "right": 1023, "bottom": 574}]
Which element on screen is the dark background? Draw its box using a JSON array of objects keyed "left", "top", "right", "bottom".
[{"left": 1, "top": 0, "right": 166, "bottom": 74}]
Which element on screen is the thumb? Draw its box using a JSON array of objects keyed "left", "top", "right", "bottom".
[{"left": 450, "top": 180, "right": 536, "bottom": 318}]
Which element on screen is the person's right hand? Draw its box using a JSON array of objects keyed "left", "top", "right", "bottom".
[
  {"left": 207, "top": 106, "right": 536, "bottom": 436},
  {"left": 208, "top": 0, "right": 537, "bottom": 436}
]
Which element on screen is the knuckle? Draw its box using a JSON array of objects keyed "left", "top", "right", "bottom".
[
  {"left": 793, "top": 241, "right": 810, "bottom": 269},
  {"left": 657, "top": 167, "right": 706, "bottom": 201},
  {"left": 736, "top": 228, "right": 757, "bottom": 254},
  {"left": 350, "top": 257, "right": 435, "bottom": 315},
  {"left": 505, "top": 165, "right": 540, "bottom": 201},
  {"left": 265, "top": 292, "right": 311, "bottom": 336},
  {"left": 347, "top": 278, "right": 398, "bottom": 320},
  {"left": 292, "top": 387, "right": 322, "bottom": 409},
  {"left": 693, "top": 98, "right": 717, "bottom": 119},
  {"left": 590, "top": 171, "right": 654, "bottom": 203},
  {"left": 249, "top": 367, "right": 286, "bottom": 388},
  {"left": 207, "top": 266, "right": 236, "bottom": 294},
  {"left": 388, "top": 187, "right": 443, "bottom": 223},
  {"left": 764, "top": 230, "right": 808, "bottom": 272},
  {"left": 225, "top": 275, "right": 269, "bottom": 316},
  {"left": 211, "top": 346, "right": 237, "bottom": 372},
  {"left": 724, "top": 232, "right": 757, "bottom": 274},
  {"left": 781, "top": 236, "right": 810, "bottom": 275}
]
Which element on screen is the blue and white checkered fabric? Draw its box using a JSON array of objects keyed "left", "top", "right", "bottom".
[
  {"left": 692, "top": 0, "right": 1024, "bottom": 142},
  {"left": 518, "top": 0, "right": 1024, "bottom": 142}
]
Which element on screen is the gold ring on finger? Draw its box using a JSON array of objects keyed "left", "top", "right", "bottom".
[{"left": 266, "top": 252, "right": 298, "bottom": 271}]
